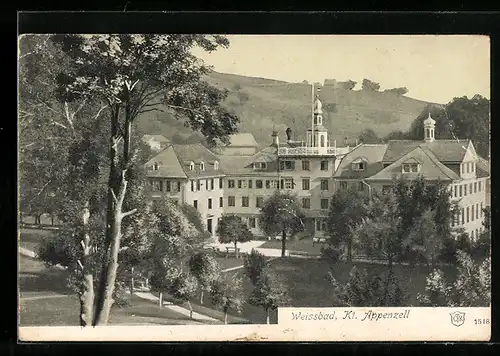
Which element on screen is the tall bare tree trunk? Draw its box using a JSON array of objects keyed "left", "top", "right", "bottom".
[
  {"left": 266, "top": 308, "right": 270, "bottom": 324},
  {"left": 159, "top": 292, "right": 163, "bottom": 308},
  {"left": 224, "top": 311, "right": 228, "bottom": 325},
  {"left": 79, "top": 201, "right": 94, "bottom": 327},
  {"left": 188, "top": 301, "right": 193, "bottom": 319},
  {"left": 200, "top": 289, "right": 204, "bottom": 304},
  {"left": 130, "top": 266, "right": 134, "bottom": 296},
  {"left": 234, "top": 241, "right": 239, "bottom": 259},
  {"left": 281, "top": 230, "right": 287, "bottom": 258}
]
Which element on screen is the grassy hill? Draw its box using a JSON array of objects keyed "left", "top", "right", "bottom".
[{"left": 136, "top": 71, "right": 436, "bottom": 148}]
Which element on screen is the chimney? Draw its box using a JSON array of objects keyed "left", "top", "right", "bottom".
[
  {"left": 271, "top": 131, "right": 279, "bottom": 146},
  {"left": 286, "top": 127, "right": 292, "bottom": 142}
]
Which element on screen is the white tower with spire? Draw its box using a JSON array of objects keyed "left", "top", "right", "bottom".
[
  {"left": 306, "top": 89, "right": 328, "bottom": 154},
  {"left": 424, "top": 112, "right": 436, "bottom": 142}
]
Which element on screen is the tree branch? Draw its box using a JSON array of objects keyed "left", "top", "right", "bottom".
[
  {"left": 139, "top": 107, "right": 165, "bottom": 115},
  {"left": 121, "top": 208, "right": 137, "bottom": 219},
  {"left": 110, "top": 188, "right": 118, "bottom": 205}
]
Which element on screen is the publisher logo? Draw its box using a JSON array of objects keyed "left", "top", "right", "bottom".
[{"left": 450, "top": 311, "right": 466, "bottom": 327}]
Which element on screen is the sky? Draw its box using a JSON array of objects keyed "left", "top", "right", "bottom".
[{"left": 192, "top": 35, "right": 490, "bottom": 104}]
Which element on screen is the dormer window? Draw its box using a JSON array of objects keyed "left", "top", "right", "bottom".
[
  {"left": 351, "top": 158, "right": 366, "bottom": 171},
  {"left": 153, "top": 162, "right": 159, "bottom": 171},
  {"left": 214, "top": 161, "right": 219, "bottom": 170},
  {"left": 253, "top": 162, "right": 267, "bottom": 170},
  {"left": 189, "top": 162, "right": 194, "bottom": 171},
  {"left": 199, "top": 161, "right": 205, "bottom": 171},
  {"left": 402, "top": 163, "right": 419, "bottom": 173}
]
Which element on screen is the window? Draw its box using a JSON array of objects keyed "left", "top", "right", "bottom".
[
  {"left": 206, "top": 179, "right": 210, "bottom": 190},
  {"left": 340, "top": 181, "right": 348, "bottom": 190},
  {"left": 254, "top": 162, "right": 267, "bottom": 170},
  {"left": 474, "top": 182, "right": 477, "bottom": 193},
  {"left": 476, "top": 203, "right": 479, "bottom": 219},
  {"left": 352, "top": 162, "right": 365, "bottom": 171},
  {"left": 256, "top": 197, "right": 264, "bottom": 208},
  {"left": 247, "top": 179, "right": 253, "bottom": 189},
  {"left": 479, "top": 181, "right": 482, "bottom": 192},
  {"left": 469, "top": 183, "right": 473, "bottom": 195},
  {"left": 208, "top": 198, "right": 212, "bottom": 209},
  {"left": 280, "top": 160, "right": 295, "bottom": 171},
  {"left": 316, "top": 219, "right": 326, "bottom": 231},
  {"left": 302, "top": 179, "right": 310, "bottom": 190},
  {"left": 219, "top": 197, "right": 223, "bottom": 208},
  {"left": 196, "top": 180, "right": 201, "bottom": 191},
  {"left": 284, "top": 178, "right": 294, "bottom": 190},
  {"left": 321, "top": 179, "right": 329, "bottom": 191},
  {"left": 320, "top": 160, "right": 329, "bottom": 171},
  {"left": 177, "top": 181, "right": 182, "bottom": 192},
  {"left": 464, "top": 184, "right": 467, "bottom": 196},
  {"left": 151, "top": 179, "right": 163, "bottom": 192},
  {"left": 200, "top": 161, "right": 205, "bottom": 171},
  {"left": 461, "top": 208, "right": 465, "bottom": 225},
  {"left": 265, "top": 180, "right": 271, "bottom": 189},
  {"left": 165, "top": 180, "right": 171, "bottom": 192},
  {"left": 189, "top": 162, "right": 194, "bottom": 171},
  {"left": 320, "top": 135, "right": 325, "bottom": 147},
  {"left": 403, "top": 163, "right": 419, "bottom": 173},
  {"left": 321, "top": 199, "right": 329, "bottom": 210},
  {"left": 459, "top": 185, "right": 462, "bottom": 197},
  {"left": 153, "top": 162, "right": 159, "bottom": 171},
  {"left": 461, "top": 163, "right": 465, "bottom": 174},
  {"left": 210, "top": 178, "right": 215, "bottom": 190},
  {"left": 242, "top": 196, "right": 249, "bottom": 207},
  {"left": 302, "top": 160, "right": 310, "bottom": 171},
  {"left": 228, "top": 180, "right": 235, "bottom": 188},
  {"left": 238, "top": 180, "right": 243, "bottom": 189},
  {"left": 219, "top": 178, "right": 223, "bottom": 189},
  {"left": 228, "top": 196, "right": 235, "bottom": 206},
  {"left": 214, "top": 161, "right": 219, "bottom": 170},
  {"left": 471, "top": 230, "right": 474, "bottom": 240},
  {"left": 480, "top": 202, "right": 483, "bottom": 216},
  {"left": 191, "top": 180, "right": 195, "bottom": 192},
  {"left": 471, "top": 205, "right": 474, "bottom": 221},
  {"left": 454, "top": 185, "right": 458, "bottom": 198},
  {"left": 248, "top": 217, "right": 256, "bottom": 229},
  {"left": 193, "top": 200, "right": 198, "bottom": 209},
  {"left": 266, "top": 180, "right": 278, "bottom": 189},
  {"left": 466, "top": 206, "right": 470, "bottom": 223},
  {"left": 302, "top": 197, "right": 311, "bottom": 209},
  {"left": 256, "top": 180, "right": 263, "bottom": 189}
]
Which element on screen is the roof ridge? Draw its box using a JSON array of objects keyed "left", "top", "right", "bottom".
[{"left": 418, "top": 146, "right": 457, "bottom": 180}]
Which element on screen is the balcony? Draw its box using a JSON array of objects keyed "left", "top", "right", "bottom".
[{"left": 278, "top": 146, "right": 338, "bottom": 156}]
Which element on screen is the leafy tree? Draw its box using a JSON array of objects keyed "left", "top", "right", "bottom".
[
  {"left": 358, "top": 128, "right": 381, "bottom": 144},
  {"left": 482, "top": 206, "right": 491, "bottom": 231},
  {"left": 326, "top": 187, "right": 369, "bottom": 261},
  {"left": 403, "top": 209, "right": 443, "bottom": 268},
  {"left": 216, "top": 214, "right": 253, "bottom": 259},
  {"left": 383, "top": 130, "right": 410, "bottom": 141},
  {"left": 362, "top": 79, "right": 380, "bottom": 92},
  {"left": 328, "top": 266, "right": 407, "bottom": 307},
  {"left": 407, "top": 96, "right": 490, "bottom": 158},
  {"left": 259, "top": 191, "right": 306, "bottom": 258},
  {"left": 340, "top": 80, "right": 357, "bottom": 90},
  {"left": 51, "top": 34, "right": 239, "bottom": 325},
  {"left": 188, "top": 251, "right": 221, "bottom": 304},
  {"left": 243, "top": 249, "right": 268, "bottom": 286},
  {"left": 418, "top": 251, "right": 490, "bottom": 307},
  {"left": 351, "top": 192, "right": 402, "bottom": 271},
  {"left": 209, "top": 274, "right": 244, "bottom": 324},
  {"left": 168, "top": 272, "right": 199, "bottom": 319},
  {"left": 249, "top": 269, "right": 290, "bottom": 324}
]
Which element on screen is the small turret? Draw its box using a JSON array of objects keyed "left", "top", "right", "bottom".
[
  {"left": 271, "top": 130, "right": 279, "bottom": 146},
  {"left": 424, "top": 112, "right": 436, "bottom": 142}
]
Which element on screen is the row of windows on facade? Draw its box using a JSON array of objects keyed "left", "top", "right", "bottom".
[
  {"left": 220, "top": 195, "right": 330, "bottom": 210},
  {"left": 227, "top": 178, "right": 330, "bottom": 191},
  {"left": 451, "top": 201, "right": 484, "bottom": 227},
  {"left": 279, "top": 160, "right": 330, "bottom": 171},
  {"left": 152, "top": 161, "right": 219, "bottom": 172},
  {"left": 451, "top": 180, "right": 483, "bottom": 199},
  {"left": 219, "top": 215, "right": 327, "bottom": 232},
  {"left": 149, "top": 178, "right": 222, "bottom": 192}
]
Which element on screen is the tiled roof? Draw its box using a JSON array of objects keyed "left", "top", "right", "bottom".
[
  {"left": 145, "top": 146, "right": 187, "bottom": 179},
  {"left": 366, "top": 146, "right": 460, "bottom": 182},
  {"left": 334, "top": 144, "right": 388, "bottom": 179},
  {"left": 142, "top": 134, "right": 170, "bottom": 143},
  {"left": 145, "top": 143, "right": 224, "bottom": 179},
  {"left": 476, "top": 156, "right": 490, "bottom": 178},
  {"left": 219, "top": 146, "right": 279, "bottom": 176},
  {"left": 382, "top": 139, "right": 472, "bottom": 163},
  {"left": 227, "top": 133, "right": 259, "bottom": 147}
]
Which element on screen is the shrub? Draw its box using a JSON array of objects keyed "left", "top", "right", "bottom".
[{"left": 320, "top": 246, "right": 340, "bottom": 264}]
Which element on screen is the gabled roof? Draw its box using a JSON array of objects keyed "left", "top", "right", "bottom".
[
  {"left": 476, "top": 156, "right": 490, "bottom": 178},
  {"left": 219, "top": 146, "right": 278, "bottom": 176},
  {"left": 334, "top": 144, "right": 388, "bottom": 179},
  {"left": 367, "top": 146, "right": 460, "bottom": 182},
  {"left": 382, "top": 139, "right": 472, "bottom": 163},
  {"left": 142, "top": 134, "right": 170, "bottom": 143},
  {"left": 145, "top": 143, "right": 224, "bottom": 179},
  {"left": 227, "top": 133, "right": 259, "bottom": 147}
]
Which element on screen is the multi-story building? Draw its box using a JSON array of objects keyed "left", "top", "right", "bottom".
[
  {"left": 333, "top": 113, "right": 490, "bottom": 241},
  {"left": 141, "top": 134, "right": 170, "bottom": 152},
  {"left": 144, "top": 143, "right": 225, "bottom": 239},
  {"left": 214, "top": 133, "right": 260, "bottom": 157},
  {"left": 220, "top": 93, "right": 352, "bottom": 238}
]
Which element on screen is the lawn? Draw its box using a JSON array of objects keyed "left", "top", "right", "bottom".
[
  {"left": 259, "top": 238, "right": 324, "bottom": 255},
  {"left": 18, "top": 228, "right": 54, "bottom": 253}
]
